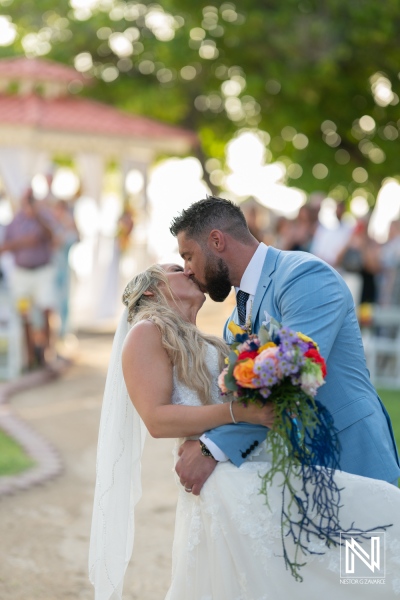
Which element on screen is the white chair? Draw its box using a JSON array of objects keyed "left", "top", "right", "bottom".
[
  {"left": 0, "top": 286, "right": 23, "bottom": 380},
  {"left": 363, "top": 306, "right": 400, "bottom": 388}
]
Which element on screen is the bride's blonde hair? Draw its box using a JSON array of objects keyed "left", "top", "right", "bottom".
[{"left": 122, "top": 264, "right": 229, "bottom": 405}]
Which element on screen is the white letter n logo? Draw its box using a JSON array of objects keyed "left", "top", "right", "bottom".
[{"left": 345, "top": 537, "right": 380, "bottom": 573}]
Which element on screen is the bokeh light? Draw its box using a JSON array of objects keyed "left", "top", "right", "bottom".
[
  {"left": 312, "top": 164, "right": 328, "bottom": 179},
  {"left": 352, "top": 167, "right": 368, "bottom": 184},
  {"left": 51, "top": 168, "right": 80, "bottom": 200},
  {"left": 146, "top": 157, "right": 209, "bottom": 261},
  {"left": 0, "top": 15, "right": 17, "bottom": 46},
  {"left": 31, "top": 174, "right": 50, "bottom": 200},
  {"left": 125, "top": 169, "right": 144, "bottom": 195},
  {"left": 109, "top": 32, "right": 133, "bottom": 57},
  {"left": 226, "top": 131, "right": 265, "bottom": 171},
  {"left": 350, "top": 196, "right": 370, "bottom": 218},
  {"left": 224, "top": 131, "right": 305, "bottom": 216},
  {"left": 74, "top": 52, "right": 93, "bottom": 72},
  {"left": 370, "top": 72, "right": 398, "bottom": 107},
  {"left": 145, "top": 8, "right": 177, "bottom": 42},
  {"left": 359, "top": 115, "right": 376, "bottom": 133},
  {"left": 369, "top": 180, "right": 400, "bottom": 242}
]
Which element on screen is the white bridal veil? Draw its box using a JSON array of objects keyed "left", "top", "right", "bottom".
[{"left": 89, "top": 308, "right": 147, "bottom": 600}]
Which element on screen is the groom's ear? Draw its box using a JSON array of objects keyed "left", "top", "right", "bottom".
[{"left": 207, "top": 229, "right": 226, "bottom": 253}]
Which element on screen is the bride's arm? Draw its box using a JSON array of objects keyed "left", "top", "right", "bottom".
[{"left": 122, "top": 320, "right": 273, "bottom": 439}]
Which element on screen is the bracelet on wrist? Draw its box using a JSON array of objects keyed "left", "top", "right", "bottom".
[{"left": 229, "top": 400, "right": 238, "bottom": 424}]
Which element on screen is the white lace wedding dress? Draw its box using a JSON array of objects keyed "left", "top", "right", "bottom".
[{"left": 165, "top": 345, "right": 400, "bottom": 600}]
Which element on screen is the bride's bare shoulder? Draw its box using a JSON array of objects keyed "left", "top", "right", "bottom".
[{"left": 122, "top": 319, "right": 163, "bottom": 356}]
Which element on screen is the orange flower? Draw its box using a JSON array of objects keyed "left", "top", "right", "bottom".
[{"left": 233, "top": 359, "right": 258, "bottom": 388}]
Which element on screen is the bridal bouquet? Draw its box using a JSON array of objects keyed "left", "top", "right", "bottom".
[{"left": 219, "top": 316, "right": 343, "bottom": 580}]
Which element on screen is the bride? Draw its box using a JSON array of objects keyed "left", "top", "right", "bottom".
[{"left": 89, "top": 263, "right": 400, "bottom": 600}]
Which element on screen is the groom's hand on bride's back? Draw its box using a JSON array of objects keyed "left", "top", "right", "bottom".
[{"left": 176, "top": 440, "right": 217, "bottom": 496}]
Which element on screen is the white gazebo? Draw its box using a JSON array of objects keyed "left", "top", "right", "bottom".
[
  {"left": 0, "top": 56, "right": 197, "bottom": 205},
  {"left": 0, "top": 56, "right": 197, "bottom": 333}
]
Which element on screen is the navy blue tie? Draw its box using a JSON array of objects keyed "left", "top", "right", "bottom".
[{"left": 236, "top": 290, "right": 249, "bottom": 327}]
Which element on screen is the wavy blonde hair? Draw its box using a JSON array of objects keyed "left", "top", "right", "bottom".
[{"left": 122, "top": 265, "right": 229, "bottom": 405}]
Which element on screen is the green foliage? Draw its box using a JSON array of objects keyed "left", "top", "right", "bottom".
[
  {"left": 379, "top": 388, "right": 400, "bottom": 451},
  {"left": 2, "top": 0, "right": 400, "bottom": 199},
  {"left": 0, "top": 429, "right": 34, "bottom": 476}
]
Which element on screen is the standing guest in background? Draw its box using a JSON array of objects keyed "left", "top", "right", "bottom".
[
  {"left": 274, "top": 215, "right": 289, "bottom": 249},
  {"left": 287, "top": 203, "right": 319, "bottom": 252},
  {"left": 0, "top": 211, "right": 5, "bottom": 285},
  {"left": 242, "top": 203, "right": 265, "bottom": 242},
  {"left": 0, "top": 187, "right": 59, "bottom": 369},
  {"left": 310, "top": 200, "right": 354, "bottom": 267},
  {"left": 116, "top": 203, "right": 134, "bottom": 253},
  {"left": 52, "top": 200, "right": 79, "bottom": 339},
  {"left": 336, "top": 215, "right": 380, "bottom": 305},
  {"left": 274, "top": 216, "right": 297, "bottom": 250},
  {"left": 377, "top": 219, "right": 400, "bottom": 307}
]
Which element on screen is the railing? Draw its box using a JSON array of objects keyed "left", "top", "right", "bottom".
[{"left": 362, "top": 305, "right": 400, "bottom": 389}]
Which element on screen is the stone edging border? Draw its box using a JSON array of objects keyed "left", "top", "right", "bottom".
[{"left": 0, "top": 361, "right": 71, "bottom": 497}]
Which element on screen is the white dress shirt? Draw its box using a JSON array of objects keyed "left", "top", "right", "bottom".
[
  {"left": 235, "top": 242, "right": 269, "bottom": 323},
  {"left": 201, "top": 243, "right": 269, "bottom": 461}
]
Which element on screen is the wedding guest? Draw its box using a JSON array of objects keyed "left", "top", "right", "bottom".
[
  {"left": 52, "top": 199, "right": 79, "bottom": 338},
  {"left": 0, "top": 188, "right": 59, "bottom": 368},
  {"left": 336, "top": 215, "right": 380, "bottom": 305},
  {"left": 377, "top": 219, "right": 400, "bottom": 307},
  {"left": 288, "top": 203, "right": 318, "bottom": 252},
  {"left": 242, "top": 203, "right": 265, "bottom": 242},
  {"left": 310, "top": 200, "right": 354, "bottom": 267},
  {"left": 274, "top": 216, "right": 297, "bottom": 250}
]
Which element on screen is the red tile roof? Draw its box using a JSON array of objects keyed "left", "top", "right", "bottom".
[
  {"left": 0, "top": 93, "right": 197, "bottom": 142},
  {"left": 0, "top": 57, "right": 85, "bottom": 84}
]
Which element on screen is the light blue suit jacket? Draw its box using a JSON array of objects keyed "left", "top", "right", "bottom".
[{"left": 205, "top": 247, "right": 400, "bottom": 483}]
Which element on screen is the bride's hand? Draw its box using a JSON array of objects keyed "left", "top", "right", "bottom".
[{"left": 233, "top": 400, "right": 275, "bottom": 429}]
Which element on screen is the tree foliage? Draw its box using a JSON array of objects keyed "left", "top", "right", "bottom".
[{"left": 1, "top": 0, "right": 400, "bottom": 202}]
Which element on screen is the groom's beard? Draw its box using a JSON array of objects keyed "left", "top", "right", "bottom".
[{"left": 202, "top": 255, "right": 232, "bottom": 302}]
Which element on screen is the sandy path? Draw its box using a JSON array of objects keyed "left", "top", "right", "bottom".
[{"left": 0, "top": 297, "right": 233, "bottom": 599}]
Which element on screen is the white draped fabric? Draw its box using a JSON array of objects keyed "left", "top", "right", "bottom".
[
  {"left": 0, "top": 147, "right": 50, "bottom": 203},
  {"left": 89, "top": 308, "right": 147, "bottom": 600},
  {"left": 121, "top": 158, "right": 148, "bottom": 209},
  {"left": 76, "top": 152, "right": 112, "bottom": 320},
  {"left": 76, "top": 152, "right": 104, "bottom": 205}
]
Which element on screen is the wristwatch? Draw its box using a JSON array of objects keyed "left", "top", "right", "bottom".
[{"left": 199, "top": 440, "right": 213, "bottom": 457}]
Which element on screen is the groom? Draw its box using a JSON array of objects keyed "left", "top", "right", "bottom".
[{"left": 170, "top": 196, "right": 400, "bottom": 494}]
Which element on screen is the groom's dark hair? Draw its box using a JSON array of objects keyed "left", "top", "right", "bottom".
[{"left": 170, "top": 195, "right": 252, "bottom": 243}]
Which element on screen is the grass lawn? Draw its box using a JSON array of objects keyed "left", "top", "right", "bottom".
[
  {"left": 0, "top": 429, "right": 34, "bottom": 476},
  {"left": 378, "top": 388, "right": 400, "bottom": 452}
]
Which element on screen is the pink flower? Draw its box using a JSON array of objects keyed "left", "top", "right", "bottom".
[
  {"left": 218, "top": 367, "right": 229, "bottom": 394},
  {"left": 255, "top": 346, "right": 279, "bottom": 366}
]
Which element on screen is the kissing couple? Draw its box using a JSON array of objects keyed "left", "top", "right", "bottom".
[{"left": 90, "top": 196, "right": 400, "bottom": 600}]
